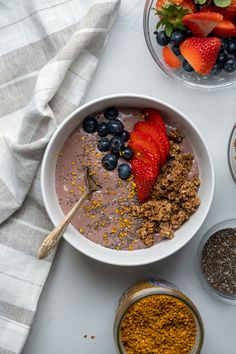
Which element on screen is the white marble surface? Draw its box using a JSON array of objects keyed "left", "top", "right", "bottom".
[{"left": 22, "top": 1, "right": 236, "bottom": 353}]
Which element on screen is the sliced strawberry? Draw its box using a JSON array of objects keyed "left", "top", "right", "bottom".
[
  {"left": 129, "top": 131, "right": 161, "bottom": 163},
  {"left": 128, "top": 141, "right": 160, "bottom": 174},
  {"left": 227, "top": 1, "right": 236, "bottom": 15},
  {"left": 131, "top": 158, "right": 157, "bottom": 203},
  {"left": 162, "top": 46, "right": 181, "bottom": 69},
  {"left": 136, "top": 121, "right": 169, "bottom": 154},
  {"left": 141, "top": 108, "right": 166, "bottom": 133},
  {"left": 134, "top": 122, "right": 168, "bottom": 166},
  {"left": 182, "top": 12, "right": 223, "bottom": 37},
  {"left": 144, "top": 120, "right": 170, "bottom": 155},
  {"left": 200, "top": 5, "right": 236, "bottom": 22},
  {"left": 180, "top": 37, "right": 221, "bottom": 75},
  {"left": 211, "top": 20, "right": 236, "bottom": 38}
]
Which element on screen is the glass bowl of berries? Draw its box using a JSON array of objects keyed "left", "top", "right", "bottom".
[{"left": 144, "top": 0, "right": 236, "bottom": 90}]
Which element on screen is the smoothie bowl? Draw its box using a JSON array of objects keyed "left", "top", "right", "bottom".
[{"left": 41, "top": 94, "right": 214, "bottom": 266}]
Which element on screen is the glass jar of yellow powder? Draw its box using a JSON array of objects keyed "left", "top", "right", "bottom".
[{"left": 114, "top": 279, "right": 204, "bottom": 354}]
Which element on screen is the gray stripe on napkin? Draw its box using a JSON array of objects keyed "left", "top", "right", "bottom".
[
  {"left": 11, "top": 193, "right": 53, "bottom": 231},
  {"left": 0, "top": 192, "right": 55, "bottom": 262},
  {"left": 0, "top": 77, "right": 36, "bottom": 118},
  {"left": 0, "top": 218, "right": 48, "bottom": 257},
  {"left": 0, "top": 0, "right": 72, "bottom": 31},
  {"left": 0, "top": 23, "right": 78, "bottom": 86},
  {"left": 81, "top": 2, "right": 116, "bottom": 29},
  {"left": 50, "top": 93, "right": 77, "bottom": 124},
  {"left": 0, "top": 302, "right": 34, "bottom": 327},
  {"left": 0, "top": 179, "right": 20, "bottom": 224}
]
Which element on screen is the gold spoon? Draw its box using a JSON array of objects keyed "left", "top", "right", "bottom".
[{"left": 37, "top": 168, "right": 101, "bottom": 259}]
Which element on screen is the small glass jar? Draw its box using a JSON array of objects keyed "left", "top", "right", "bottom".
[
  {"left": 114, "top": 279, "right": 204, "bottom": 354},
  {"left": 197, "top": 219, "right": 236, "bottom": 305}
]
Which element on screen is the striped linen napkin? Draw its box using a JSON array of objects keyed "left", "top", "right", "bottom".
[{"left": 0, "top": 1, "right": 120, "bottom": 353}]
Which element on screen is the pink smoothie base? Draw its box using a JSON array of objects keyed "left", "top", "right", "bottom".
[{"left": 55, "top": 107, "right": 198, "bottom": 251}]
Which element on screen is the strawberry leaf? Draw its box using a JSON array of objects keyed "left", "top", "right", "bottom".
[
  {"left": 156, "top": 5, "right": 188, "bottom": 35},
  {"left": 165, "top": 24, "right": 173, "bottom": 36},
  {"left": 156, "top": 18, "right": 165, "bottom": 29}
]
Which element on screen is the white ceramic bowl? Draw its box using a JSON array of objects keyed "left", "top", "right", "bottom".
[{"left": 41, "top": 94, "right": 215, "bottom": 266}]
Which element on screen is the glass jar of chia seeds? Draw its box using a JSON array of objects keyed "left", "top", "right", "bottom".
[
  {"left": 197, "top": 219, "right": 236, "bottom": 305},
  {"left": 114, "top": 279, "right": 204, "bottom": 354}
]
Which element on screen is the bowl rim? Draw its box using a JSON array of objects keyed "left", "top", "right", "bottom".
[
  {"left": 41, "top": 93, "right": 215, "bottom": 266},
  {"left": 143, "top": 0, "right": 236, "bottom": 91}
]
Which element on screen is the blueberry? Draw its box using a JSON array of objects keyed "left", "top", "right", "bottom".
[
  {"left": 118, "top": 163, "right": 132, "bottom": 180},
  {"left": 170, "top": 31, "right": 185, "bottom": 45},
  {"left": 182, "top": 59, "right": 194, "bottom": 72},
  {"left": 104, "top": 107, "right": 119, "bottom": 120},
  {"left": 107, "top": 119, "right": 124, "bottom": 135},
  {"left": 97, "top": 137, "right": 109, "bottom": 152},
  {"left": 186, "top": 30, "right": 192, "bottom": 37},
  {"left": 228, "top": 41, "right": 236, "bottom": 55},
  {"left": 223, "top": 58, "right": 236, "bottom": 73},
  {"left": 221, "top": 38, "right": 229, "bottom": 52},
  {"left": 211, "top": 61, "right": 222, "bottom": 75},
  {"left": 118, "top": 130, "right": 130, "bottom": 142},
  {"left": 218, "top": 51, "right": 228, "bottom": 64},
  {"left": 195, "top": 4, "right": 201, "bottom": 11},
  {"left": 97, "top": 122, "right": 109, "bottom": 137},
  {"left": 122, "top": 147, "right": 134, "bottom": 161},
  {"left": 155, "top": 30, "right": 170, "bottom": 46},
  {"left": 102, "top": 153, "right": 118, "bottom": 171},
  {"left": 172, "top": 45, "right": 181, "bottom": 56},
  {"left": 82, "top": 116, "right": 98, "bottom": 133},
  {"left": 109, "top": 136, "right": 124, "bottom": 154}
]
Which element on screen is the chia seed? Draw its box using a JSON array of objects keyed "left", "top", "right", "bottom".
[{"left": 201, "top": 228, "right": 236, "bottom": 295}]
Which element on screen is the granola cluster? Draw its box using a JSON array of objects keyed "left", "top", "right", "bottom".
[{"left": 128, "top": 128, "right": 201, "bottom": 247}]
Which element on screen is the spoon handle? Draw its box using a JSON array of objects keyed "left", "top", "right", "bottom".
[{"left": 37, "top": 188, "right": 90, "bottom": 260}]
